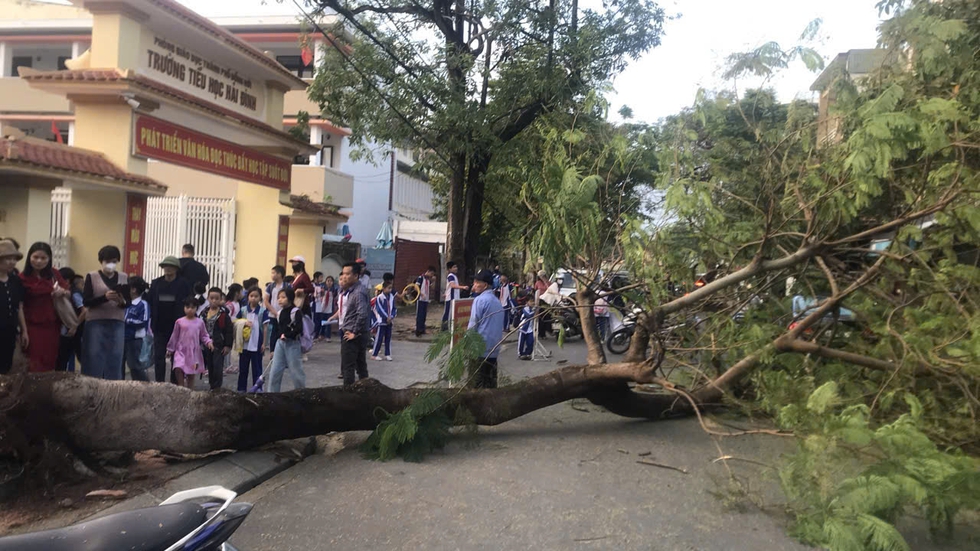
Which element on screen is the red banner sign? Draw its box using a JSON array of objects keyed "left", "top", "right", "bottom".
[
  {"left": 450, "top": 298, "right": 474, "bottom": 348},
  {"left": 277, "top": 215, "right": 290, "bottom": 267},
  {"left": 124, "top": 194, "right": 147, "bottom": 276},
  {"left": 133, "top": 114, "right": 291, "bottom": 189}
]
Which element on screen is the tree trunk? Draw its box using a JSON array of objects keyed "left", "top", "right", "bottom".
[
  {"left": 462, "top": 151, "right": 491, "bottom": 280},
  {"left": 1, "top": 363, "right": 678, "bottom": 458},
  {"left": 446, "top": 152, "right": 467, "bottom": 270}
]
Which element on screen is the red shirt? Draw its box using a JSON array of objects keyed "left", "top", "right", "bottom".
[
  {"left": 291, "top": 271, "right": 315, "bottom": 312},
  {"left": 20, "top": 270, "right": 67, "bottom": 325}
]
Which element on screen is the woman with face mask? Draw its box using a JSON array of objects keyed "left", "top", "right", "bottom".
[
  {"left": 81, "top": 245, "right": 129, "bottom": 380},
  {"left": 19, "top": 242, "right": 69, "bottom": 372}
]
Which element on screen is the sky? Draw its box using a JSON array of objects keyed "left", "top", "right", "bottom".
[{"left": 171, "top": 0, "right": 884, "bottom": 125}]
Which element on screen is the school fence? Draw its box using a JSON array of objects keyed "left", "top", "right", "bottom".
[
  {"left": 143, "top": 195, "right": 236, "bottom": 287},
  {"left": 49, "top": 187, "right": 72, "bottom": 269}
]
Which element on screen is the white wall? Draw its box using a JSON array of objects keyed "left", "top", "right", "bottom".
[
  {"left": 341, "top": 138, "right": 438, "bottom": 247},
  {"left": 341, "top": 137, "right": 393, "bottom": 247},
  {"left": 5, "top": 45, "right": 72, "bottom": 75},
  {"left": 392, "top": 170, "right": 435, "bottom": 221}
]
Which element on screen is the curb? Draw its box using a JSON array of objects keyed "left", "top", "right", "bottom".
[{"left": 84, "top": 441, "right": 314, "bottom": 521}]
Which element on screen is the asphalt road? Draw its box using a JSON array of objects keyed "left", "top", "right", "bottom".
[
  {"left": 227, "top": 335, "right": 818, "bottom": 551},
  {"left": 220, "top": 328, "right": 979, "bottom": 550}
]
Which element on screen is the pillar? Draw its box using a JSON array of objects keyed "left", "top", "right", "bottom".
[
  {"left": 89, "top": 11, "right": 145, "bottom": 70},
  {"left": 71, "top": 41, "right": 85, "bottom": 59},
  {"left": 67, "top": 121, "right": 75, "bottom": 146},
  {"left": 72, "top": 102, "right": 145, "bottom": 173},
  {"left": 308, "top": 125, "right": 323, "bottom": 166},
  {"left": 234, "top": 184, "right": 289, "bottom": 283},
  {"left": 313, "top": 38, "right": 325, "bottom": 73},
  {"left": 0, "top": 42, "right": 11, "bottom": 78},
  {"left": 286, "top": 220, "right": 324, "bottom": 275},
  {"left": 68, "top": 190, "right": 127, "bottom": 274},
  {"left": 0, "top": 185, "right": 52, "bottom": 256}
]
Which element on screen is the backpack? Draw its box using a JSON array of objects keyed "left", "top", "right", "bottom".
[{"left": 291, "top": 307, "right": 315, "bottom": 353}]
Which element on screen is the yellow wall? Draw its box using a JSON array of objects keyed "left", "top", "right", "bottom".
[
  {"left": 234, "top": 185, "right": 291, "bottom": 283},
  {"left": 265, "top": 83, "right": 286, "bottom": 127},
  {"left": 73, "top": 103, "right": 146, "bottom": 173},
  {"left": 0, "top": 180, "right": 55, "bottom": 269},
  {"left": 147, "top": 162, "right": 240, "bottom": 199},
  {"left": 69, "top": 189, "right": 127, "bottom": 274},
  {"left": 287, "top": 221, "right": 324, "bottom": 276},
  {"left": 90, "top": 11, "right": 144, "bottom": 70}
]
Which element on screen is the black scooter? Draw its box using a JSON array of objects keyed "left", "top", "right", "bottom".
[{"left": 0, "top": 486, "right": 251, "bottom": 551}]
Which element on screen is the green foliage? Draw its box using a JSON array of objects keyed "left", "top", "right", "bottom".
[
  {"left": 780, "top": 386, "right": 980, "bottom": 551},
  {"left": 361, "top": 391, "right": 453, "bottom": 462},
  {"left": 425, "top": 329, "right": 488, "bottom": 384},
  {"left": 306, "top": 0, "right": 666, "bottom": 264}
]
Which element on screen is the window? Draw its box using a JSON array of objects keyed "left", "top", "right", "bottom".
[
  {"left": 57, "top": 56, "right": 71, "bottom": 71},
  {"left": 276, "top": 55, "right": 313, "bottom": 78},
  {"left": 11, "top": 56, "right": 31, "bottom": 76}
]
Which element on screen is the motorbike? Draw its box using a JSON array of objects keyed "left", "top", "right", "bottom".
[{"left": 0, "top": 486, "right": 251, "bottom": 551}]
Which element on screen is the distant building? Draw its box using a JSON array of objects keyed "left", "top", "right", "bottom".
[{"left": 810, "top": 49, "right": 889, "bottom": 145}]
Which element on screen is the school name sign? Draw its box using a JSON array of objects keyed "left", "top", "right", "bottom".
[
  {"left": 140, "top": 35, "right": 265, "bottom": 122},
  {"left": 133, "top": 114, "right": 291, "bottom": 189}
]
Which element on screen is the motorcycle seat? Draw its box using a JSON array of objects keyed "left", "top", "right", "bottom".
[{"left": 0, "top": 502, "right": 207, "bottom": 551}]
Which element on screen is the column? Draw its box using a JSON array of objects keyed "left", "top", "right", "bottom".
[
  {"left": 313, "top": 38, "right": 325, "bottom": 74},
  {"left": 24, "top": 187, "right": 53, "bottom": 249},
  {"left": 308, "top": 125, "right": 323, "bottom": 166},
  {"left": 71, "top": 41, "right": 85, "bottom": 59},
  {"left": 67, "top": 121, "right": 75, "bottom": 146},
  {"left": 0, "top": 42, "right": 11, "bottom": 78}
]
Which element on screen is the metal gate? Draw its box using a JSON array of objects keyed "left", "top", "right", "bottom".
[
  {"left": 50, "top": 187, "right": 72, "bottom": 268},
  {"left": 143, "top": 196, "right": 236, "bottom": 287}
]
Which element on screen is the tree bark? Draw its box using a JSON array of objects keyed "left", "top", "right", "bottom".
[
  {"left": 576, "top": 286, "right": 606, "bottom": 365},
  {"left": 462, "top": 152, "right": 492, "bottom": 279},
  {"left": 1, "top": 362, "right": 675, "bottom": 458},
  {"left": 446, "top": 152, "right": 467, "bottom": 270}
]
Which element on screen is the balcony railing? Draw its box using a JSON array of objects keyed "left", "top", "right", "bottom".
[
  {"left": 291, "top": 164, "right": 353, "bottom": 209},
  {"left": 0, "top": 77, "right": 71, "bottom": 114}
]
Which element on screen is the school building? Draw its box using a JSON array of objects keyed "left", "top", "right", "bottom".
[{"left": 0, "top": 0, "right": 367, "bottom": 284}]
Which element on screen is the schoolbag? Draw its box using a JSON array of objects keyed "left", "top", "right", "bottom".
[{"left": 291, "top": 307, "right": 315, "bottom": 353}]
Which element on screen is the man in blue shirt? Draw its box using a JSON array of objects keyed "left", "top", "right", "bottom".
[{"left": 468, "top": 269, "right": 504, "bottom": 388}]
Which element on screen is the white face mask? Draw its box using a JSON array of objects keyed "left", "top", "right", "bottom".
[{"left": 103, "top": 262, "right": 117, "bottom": 273}]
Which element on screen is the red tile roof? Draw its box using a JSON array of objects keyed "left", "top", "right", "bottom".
[
  {"left": 0, "top": 135, "right": 166, "bottom": 193},
  {"left": 147, "top": 0, "right": 307, "bottom": 90},
  {"left": 19, "top": 68, "right": 313, "bottom": 151}
]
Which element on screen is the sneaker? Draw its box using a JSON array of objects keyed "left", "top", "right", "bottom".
[
  {"left": 337, "top": 374, "right": 344, "bottom": 379},
  {"left": 371, "top": 356, "right": 382, "bottom": 361},
  {"left": 302, "top": 355, "right": 310, "bottom": 362},
  {"left": 325, "top": 338, "right": 332, "bottom": 343},
  {"left": 385, "top": 356, "right": 393, "bottom": 361}
]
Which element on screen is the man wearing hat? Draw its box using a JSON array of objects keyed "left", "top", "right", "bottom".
[
  {"left": 0, "top": 239, "right": 27, "bottom": 375},
  {"left": 467, "top": 269, "right": 505, "bottom": 388},
  {"left": 148, "top": 256, "right": 193, "bottom": 383}
]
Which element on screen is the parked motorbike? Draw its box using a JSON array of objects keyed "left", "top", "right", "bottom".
[
  {"left": 606, "top": 306, "right": 642, "bottom": 355},
  {"left": 0, "top": 486, "right": 251, "bottom": 551}
]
